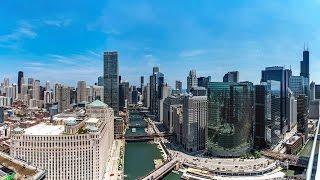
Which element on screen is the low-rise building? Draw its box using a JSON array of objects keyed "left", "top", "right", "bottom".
[
  {"left": 114, "top": 116, "right": 125, "bottom": 139},
  {"left": 284, "top": 135, "right": 303, "bottom": 155}
]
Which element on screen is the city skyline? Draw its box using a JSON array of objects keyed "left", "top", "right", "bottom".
[{"left": 1, "top": 0, "right": 320, "bottom": 87}]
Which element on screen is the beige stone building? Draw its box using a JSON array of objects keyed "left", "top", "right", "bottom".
[{"left": 10, "top": 100, "right": 114, "bottom": 180}]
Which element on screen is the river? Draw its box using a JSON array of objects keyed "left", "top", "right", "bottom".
[{"left": 124, "top": 111, "right": 181, "bottom": 179}]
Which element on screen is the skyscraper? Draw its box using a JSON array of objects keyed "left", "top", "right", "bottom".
[
  {"left": 149, "top": 67, "right": 164, "bottom": 121},
  {"left": 268, "top": 80, "right": 283, "bottom": 147},
  {"left": 119, "top": 81, "right": 129, "bottom": 110},
  {"left": 182, "top": 95, "right": 207, "bottom": 152},
  {"left": 140, "top": 76, "right": 144, "bottom": 93},
  {"left": 197, "top": 76, "right": 211, "bottom": 88},
  {"left": 207, "top": 82, "right": 254, "bottom": 157},
  {"left": 254, "top": 84, "right": 271, "bottom": 149},
  {"left": 163, "top": 96, "right": 183, "bottom": 133},
  {"left": 300, "top": 47, "right": 309, "bottom": 78},
  {"left": 131, "top": 86, "right": 139, "bottom": 104},
  {"left": 310, "top": 81, "right": 315, "bottom": 101},
  {"left": 104, "top": 51, "right": 119, "bottom": 115},
  {"left": 289, "top": 76, "right": 309, "bottom": 97},
  {"left": 261, "top": 66, "right": 291, "bottom": 133},
  {"left": 32, "top": 80, "right": 40, "bottom": 101},
  {"left": 187, "top": 70, "right": 197, "bottom": 92},
  {"left": 98, "top": 76, "right": 104, "bottom": 86},
  {"left": 77, "top": 81, "right": 88, "bottom": 103},
  {"left": 223, "top": 71, "right": 239, "bottom": 83},
  {"left": 17, "top": 71, "right": 23, "bottom": 94},
  {"left": 143, "top": 83, "right": 150, "bottom": 108},
  {"left": 297, "top": 94, "right": 308, "bottom": 139},
  {"left": 92, "top": 85, "right": 104, "bottom": 101},
  {"left": 175, "top": 80, "right": 182, "bottom": 93},
  {"left": 60, "top": 85, "right": 71, "bottom": 112},
  {"left": 0, "top": 106, "right": 4, "bottom": 124},
  {"left": 315, "top": 84, "right": 320, "bottom": 99},
  {"left": 190, "top": 86, "right": 207, "bottom": 96},
  {"left": 153, "top": 67, "right": 159, "bottom": 74}
]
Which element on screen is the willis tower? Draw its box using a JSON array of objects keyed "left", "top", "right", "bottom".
[{"left": 300, "top": 45, "right": 309, "bottom": 78}]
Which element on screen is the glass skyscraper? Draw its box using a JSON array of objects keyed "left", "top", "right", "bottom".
[
  {"left": 268, "top": 80, "right": 282, "bottom": 147},
  {"left": 104, "top": 51, "right": 119, "bottom": 115},
  {"left": 261, "top": 66, "right": 291, "bottom": 134},
  {"left": 207, "top": 82, "right": 254, "bottom": 157},
  {"left": 149, "top": 68, "right": 164, "bottom": 121}
]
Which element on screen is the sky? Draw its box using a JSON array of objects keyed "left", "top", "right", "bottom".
[{"left": 0, "top": 0, "right": 319, "bottom": 87}]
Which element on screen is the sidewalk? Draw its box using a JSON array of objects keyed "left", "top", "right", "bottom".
[{"left": 104, "top": 140, "right": 125, "bottom": 180}]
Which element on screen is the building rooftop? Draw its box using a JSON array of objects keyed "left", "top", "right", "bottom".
[
  {"left": 85, "top": 118, "right": 99, "bottom": 124},
  {"left": 285, "top": 135, "right": 301, "bottom": 145},
  {"left": 87, "top": 100, "right": 108, "bottom": 108},
  {"left": 24, "top": 123, "right": 64, "bottom": 136}
]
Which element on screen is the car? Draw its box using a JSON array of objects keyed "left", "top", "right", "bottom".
[{"left": 110, "top": 173, "right": 114, "bottom": 176}]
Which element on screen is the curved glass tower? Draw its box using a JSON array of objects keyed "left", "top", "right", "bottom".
[{"left": 207, "top": 82, "right": 254, "bottom": 157}]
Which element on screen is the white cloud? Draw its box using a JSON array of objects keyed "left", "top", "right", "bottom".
[
  {"left": 0, "top": 22, "right": 37, "bottom": 44},
  {"left": 43, "top": 19, "right": 72, "bottom": 27},
  {"left": 179, "top": 49, "right": 208, "bottom": 58}
]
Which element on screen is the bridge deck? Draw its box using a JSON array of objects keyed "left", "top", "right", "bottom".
[{"left": 140, "top": 159, "right": 178, "bottom": 180}]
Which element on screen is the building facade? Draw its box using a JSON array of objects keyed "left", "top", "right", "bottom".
[
  {"left": 261, "top": 66, "right": 291, "bottom": 134},
  {"left": 182, "top": 95, "right": 207, "bottom": 152},
  {"left": 77, "top": 81, "right": 88, "bottom": 103},
  {"left": 104, "top": 51, "right": 119, "bottom": 115},
  {"left": 223, "top": 71, "right": 239, "bottom": 83},
  {"left": 11, "top": 100, "right": 114, "bottom": 180},
  {"left": 207, "top": 82, "right": 254, "bottom": 157},
  {"left": 187, "top": 70, "right": 197, "bottom": 92},
  {"left": 254, "top": 84, "right": 271, "bottom": 149}
]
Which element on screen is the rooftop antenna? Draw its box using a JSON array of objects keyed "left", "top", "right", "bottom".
[{"left": 304, "top": 42, "right": 305, "bottom": 51}]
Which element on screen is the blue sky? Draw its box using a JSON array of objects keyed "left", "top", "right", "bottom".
[{"left": 0, "top": 0, "right": 319, "bottom": 87}]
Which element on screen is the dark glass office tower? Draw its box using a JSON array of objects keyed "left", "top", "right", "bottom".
[
  {"left": 140, "top": 76, "right": 144, "bottom": 93},
  {"left": 0, "top": 106, "right": 4, "bottom": 124},
  {"left": 254, "top": 84, "right": 271, "bottom": 149},
  {"left": 104, "top": 51, "right": 119, "bottom": 115},
  {"left": 149, "top": 68, "right": 164, "bottom": 121},
  {"left": 18, "top": 71, "right": 24, "bottom": 94},
  {"left": 223, "top": 71, "right": 239, "bottom": 83},
  {"left": 197, "top": 76, "right": 211, "bottom": 88},
  {"left": 131, "top": 86, "right": 139, "bottom": 104},
  {"left": 207, "top": 82, "right": 254, "bottom": 157},
  {"left": 261, "top": 66, "right": 291, "bottom": 134},
  {"left": 297, "top": 94, "right": 308, "bottom": 139},
  {"left": 300, "top": 49, "right": 309, "bottom": 78},
  {"left": 119, "top": 82, "right": 129, "bottom": 110}
]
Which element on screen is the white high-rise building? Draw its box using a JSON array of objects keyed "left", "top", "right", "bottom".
[
  {"left": 11, "top": 100, "right": 114, "bottom": 180},
  {"left": 187, "top": 70, "right": 198, "bottom": 93}
]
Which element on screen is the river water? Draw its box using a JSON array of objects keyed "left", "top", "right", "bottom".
[{"left": 124, "top": 111, "right": 181, "bottom": 179}]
